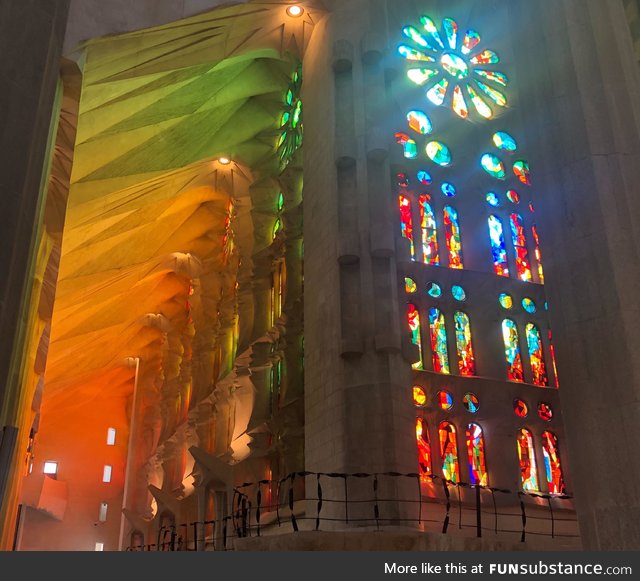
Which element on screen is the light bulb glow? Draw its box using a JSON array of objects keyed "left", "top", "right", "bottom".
[
  {"left": 218, "top": 157, "right": 231, "bottom": 165},
  {"left": 286, "top": 5, "right": 304, "bottom": 17}
]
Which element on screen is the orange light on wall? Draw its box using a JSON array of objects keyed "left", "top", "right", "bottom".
[{"left": 286, "top": 5, "right": 304, "bottom": 17}]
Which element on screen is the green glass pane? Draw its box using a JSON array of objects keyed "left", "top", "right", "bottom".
[
  {"left": 481, "top": 153, "right": 506, "bottom": 179},
  {"left": 493, "top": 131, "right": 517, "bottom": 152},
  {"left": 426, "top": 141, "right": 452, "bottom": 166}
]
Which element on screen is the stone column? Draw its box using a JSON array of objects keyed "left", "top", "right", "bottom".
[
  {"left": 0, "top": 0, "right": 70, "bottom": 550},
  {"left": 513, "top": 0, "right": 640, "bottom": 549}
]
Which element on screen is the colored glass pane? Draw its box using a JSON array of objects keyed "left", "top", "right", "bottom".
[
  {"left": 526, "top": 323, "right": 548, "bottom": 387},
  {"left": 405, "top": 277, "right": 417, "bottom": 294},
  {"left": 489, "top": 216, "right": 509, "bottom": 277},
  {"left": 538, "top": 402, "right": 553, "bottom": 422},
  {"left": 506, "top": 190, "right": 520, "bottom": 204},
  {"left": 408, "top": 304, "right": 424, "bottom": 370},
  {"left": 542, "top": 432, "right": 566, "bottom": 494},
  {"left": 407, "top": 110, "right": 432, "bottom": 134},
  {"left": 461, "top": 29, "right": 481, "bottom": 55},
  {"left": 397, "top": 173, "right": 409, "bottom": 188},
  {"left": 452, "top": 285, "right": 466, "bottom": 301},
  {"left": 426, "top": 141, "right": 452, "bottom": 166},
  {"left": 429, "top": 308, "right": 450, "bottom": 374},
  {"left": 486, "top": 192, "right": 500, "bottom": 207},
  {"left": 499, "top": 293, "right": 513, "bottom": 310},
  {"left": 443, "top": 17, "right": 458, "bottom": 50},
  {"left": 476, "top": 80, "right": 507, "bottom": 107},
  {"left": 466, "top": 424, "right": 488, "bottom": 486},
  {"left": 513, "top": 160, "right": 531, "bottom": 185},
  {"left": 532, "top": 225, "right": 545, "bottom": 283},
  {"left": 278, "top": 66, "right": 303, "bottom": 170},
  {"left": 398, "top": 45, "right": 436, "bottom": 62},
  {"left": 510, "top": 213, "right": 533, "bottom": 282},
  {"left": 441, "top": 52, "right": 469, "bottom": 79},
  {"left": 439, "top": 422, "right": 460, "bottom": 483},
  {"left": 522, "top": 298, "right": 536, "bottom": 314},
  {"left": 403, "top": 25, "right": 430, "bottom": 47},
  {"left": 455, "top": 311, "right": 476, "bottom": 376},
  {"left": 517, "top": 429, "right": 538, "bottom": 492},
  {"left": 548, "top": 330, "right": 559, "bottom": 388},
  {"left": 427, "top": 79, "right": 449, "bottom": 106},
  {"left": 408, "top": 68, "right": 440, "bottom": 85},
  {"left": 417, "top": 170, "right": 432, "bottom": 185},
  {"left": 514, "top": 399, "right": 528, "bottom": 418},
  {"left": 437, "top": 390, "right": 454, "bottom": 410},
  {"left": 463, "top": 393, "right": 480, "bottom": 413},
  {"left": 441, "top": 182, "right": 456, "bottom": 197},
  {"left": 470, "top": 49, "right": 499, "bottom": 65},
  {"left": 502, "top": 319, "right": 524, "bottom": 382},
  {"left": 467, "top": 85, "right": 492, "bottom": 119},
  {"left": 493, "top": 131, "right": 517, "bottom": 152},
  {"left": 413, "top": 386, "right": 427, "bottom": 407},
  {"left": 475, "top": 69, "right": 508, "bottom": 86},
  {"left": 452, "top": 84, "right": 468, "bottom": 118},
  {"left": 444, "top": 206, "right": 463, "bottom": 269},
  {"left": 277, "top": 192, "right": 285, "bottom": 212},
  {"left": 273, "top": 218, "right": 282, "bottom": 239},
  {"left": 419, "top": 16, "right": 445, "bottom": 50},
  {"left": 481, "top": 154, "right": 506, "bottom": 179},
  {"left": 399, "top": 196, "right": 415, "bottom": 260},
  {"left": 396, "top": 132, "right": 418, "bottom": 159},
  {"left": 427, "top": 282, "right": 442, "bottom": 298},
  {"left": 416, "top": 418, "right": 432, "bottom": 479},
  {"left": 420, "top": 195, "right": 439, "bottom": 265}
]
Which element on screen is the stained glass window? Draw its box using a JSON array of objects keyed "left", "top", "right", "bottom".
[
  {"left": 538, "top": 402, "right": 553, "bottom": 422},
  {"left": 396, "top": 132, "right": 418, "bottom": 159},
  {"left": 506, "top": 190, "right": 520, "bottom": 204},
  {"left": 514, "top": 399, "right": 528, "bottom": 418},
  {"left": 397, "top": 173, "right": 410, "bottom": 188},
  {"left": 444, "top": 206, "right": 463, "bottom": 269},
  {"left": 437, "top": 390, "right": 454, "bottom": 410},
  {"left": 408, "top": 304, "right": 424, "bottom": 370},
  {"left": 548, "top": 330, "right": 559, "bottom": 388},
  {"left": 439, "top": 422, "right": 460, "bottom": 483},
  {"left": 407, "top": 110, "right": 432, "bottom": 134},
  {"left": 502, "top": 319, "right": 524, "bottom": 382},
  {"left": 493, "top": 131, "right": 517, "bottom": 152},
  {"left": 427, "top": 282, "right": 442, "bottom": 298},
  {"left": 486, "top": 192, "right": 500, "bottom": 207},
  {"left": 522, "top": 298, "right": 536, "bottom": 313},
  {"left": 532, "top": 225, "right": 545, "bottom": 283},
  {"left": 526, "top": 323, "right": 548, "bottom": 387},
  {"left": 452, "top": 285, "right": 466, "bottom": 301},
  {"left": 405, "top": 277, "right": 417, "bottom": 293},
  {"left": 399, "top": 196, "right": 415, "bottom": 260},
  {"left": 481, "top": 154, "right": 506, "bottom": 179},
  {"left": 399, "top": 16, "right": 509, "bottom": 120},
  {"left": 455, "top": 312, "right": 476, "bottom": 376},
  {"left": 499, "top": 293, "right": 513, "bottom": 309},
  {"left": 542, "top": 431, "right": 566, "bottom": 494},
  {"left": 416, "top": 418, "right": 432, "bottom": 479},
  {"left": 420, "top": 195, "right": 439, "bottom": 265},
  {"left": 489, "top": 216, "right": 509, "bottom": 277},
  {"left": 466, "top": 424, "right": 488, "bottom": 486},
  {"left": 417, "top": 170, "right": 432, "bottom": 185},
  {"left": 429, "top": 307, "right": 450, "bottom": 374},
  {"left": 513, "top": 160, "right": 531, "bottom": 185},
  {"left": 510, "top": 213, "right": 532, "bottom": 282},
  {"left": 441, "top": 182, "right": 456, "bottom": 197},
  {"left": 517, "top": 429, "right": 538, "bottom": 492},
  {"left": 413, "top": 386, "right": 427, "bottom": 407},
  {"left": 463, "top": 393, "right": 480, "bottom": 413},
  {"left": 426, "top": 141, "right": 452, "bottom": 166},
  {"left": 278, "top": 66, "right": 303, "bottom": 170}
]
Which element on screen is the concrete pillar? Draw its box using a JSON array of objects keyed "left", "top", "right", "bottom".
[
  {"left": 0, "top": 0, "right": 70, "bottom": 550},
  {"left": 513, "top": 0, "right": 640, "bottom": 549}
]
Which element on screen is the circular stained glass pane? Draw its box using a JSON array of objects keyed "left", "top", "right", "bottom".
[
  {"left": 481, "top": 154, "right": 506, "bottom": 179},
  {"left": 452, "top": 285, "right": 466, "bottom": 301},
  {"left": 405, "top": 277, "right": 417, "bottom": 294},
  {"left": 506, "top": 190, "right": 520, "bottom": 204},
  {"left": 499, "top": 293, "right": 513, "bottom": 309},
  {"left": 513, "top": 160, "right": 531, "bottom": 185},
  {"left": 427, "top": 282, "right": 442, "bottom": 298},
  {"left": 463, "top": 393, "right": 480, "bottom": 413},
  {"left": 514, "top": 399, "right": 528, "bottom": 418},
  {"left": 397, "top": 173, "right": 410, "bottom": 188},
  {"left": 417, "top": 170, "right": 432, "bottom": 185},
  {"left": 413, "top": 386, "right": 427, "bottom": 407},
  {"left": 486, "top": 192, "right": 500, "bottom": 207},
  {"left": 441, "top": 182, "right": 456, "bottom": 197},
  {"left": 437, "top": 391, "right": 454, "bottom": 411},
  {"left": 407, "top": 110, "right": 432, "bottom": 135},
  {"left": 538, "top": 402, "right": 553, "bottom": 422},
  {"left": 493, "top": 131, "right": 517, "bottom": 152},
  {"left": 522, "top": 298, "right": 536, "bottom": 313},
  {"left": 426, "top": 141, "right": 452, "bottom": 166}
]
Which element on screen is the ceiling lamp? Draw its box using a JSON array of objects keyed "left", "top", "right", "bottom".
[
  {"left": 286, "top": 5, "right": 304, "bottom": 17},
  {"left": 218, "top": 156, "right": 231, "bottom": 165}
]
